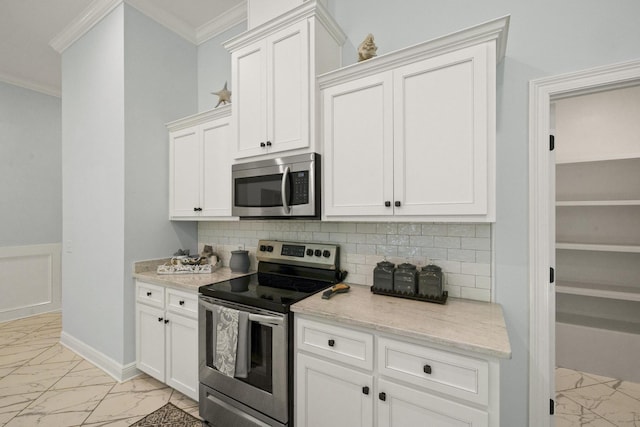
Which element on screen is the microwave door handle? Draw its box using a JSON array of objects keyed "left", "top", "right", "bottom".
[
  {"left": 248, "top": 313, "right": 283, "bottom": 326},
  {"left": 281, "top": 166, "right": 291, "bottom": 214}
]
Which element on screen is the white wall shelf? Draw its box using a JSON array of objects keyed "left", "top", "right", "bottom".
[
  {"left": 556, "top": 243, "right": 640, "bottom": 253},
  {"left": 556, "top": 200, "right": 640, "bottom": 207},
  {"left": 556, "top": 281, "right": 640, "bottom": 302}
]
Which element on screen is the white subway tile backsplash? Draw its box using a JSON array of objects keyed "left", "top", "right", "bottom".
[
  {"left": 356, "top": 223, "right": 377, "bottom": 234},
  {"left": 365, "top": 234, "right": 386, "bottom": 245},
  {"left": 198, "top": 221, "right": 493, "bottom": 302},
  {"left": 476, "top": 276, "right": 491, "bottom": 289},
  {"left": 398, "top": 223, "right": 422, "bottom": 235},
  {"left": 329, "top": 232, "right": 347, "bottom": 243},
  {"left": 337, "top": 223, "right": 357, "bottom": 233},
  {"left": 347, "top": 253, "right": 367, "bottom": 264},
  {"left": 377, "top": 223, "right": 398, "bottom": 234},
  {"left": 475, "top": 224, "right": 491, "bottom": 238},
  {"left": 347, "top": 233, "right": 367, "bottom": 244},
  {"left": 312, "top": 232, "right": 330, "bottom": 241},
  {"left": 447, "top": 249, "right": 476, "bottom": 263},
  {"left": 320, "top": 223, "right": 340, "bottom": 232},
  {"left": 434, "top": 236, "right": 460, "bottom": 248},
  {"left": 387, "top": 234, "right": 409, "bottom": 246},
  {"left": 447, "top": 224, "right": 476, "bottom": 237},
  {"left": 461, "top": 237, "right": 491, "bottom": 250},
  {"left": 376, "top": 245, "right": 398, "bottom": 257},
  {"left": 409, "top": 235, "right": 434, "bottom": 247},
  {"left": 447, "top": 273, "right": 476, "bottom": 287},
  {"left": 460, "top": 287, "right": 490, "bottom": 302},
  {"left": 422, "top": 223, "right": 448, "bottom": 236},
  {"left": 475, "top": 250, "right": 491, "bottom": 264},
  {"left": 356, "top": 243, "right": 377, "bottom": 255},
  {"left": 421, "top": 247, "right": 448, "bottom": 260}
]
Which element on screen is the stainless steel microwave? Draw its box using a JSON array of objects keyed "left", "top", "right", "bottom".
[{"left": 232, "top": 153, "right": 320, "bottom": 219}]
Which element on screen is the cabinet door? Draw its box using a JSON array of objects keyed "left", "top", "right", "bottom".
[
  {"left": 296, "top": 353, "right": 373, "bottom": 427},
  {"left": 266, "top": 19, "right": 310, "bottom": 154},
  {"left": 201, "top": 118, "right": 232, "bottom": 217},
  {"left": 136, "top": 303, "right": 165, "bottom": 382},
  {"left": 323, "top": 73, "right": 394, "bottom": 217},
  {"left": 165, "top": 314, "right": 198, "bottom": 401},
  {"left": 393, "top": 44, "right": 490, "bottom": 216},
  {"left": 233, "top": 41, "right": 267, "bottom": 158},
  {"left": 377, "top": 378, "right": 488, "bottom": 427},
  {"left": 170, "top": 127, "right": 200, "bottom": 217}
]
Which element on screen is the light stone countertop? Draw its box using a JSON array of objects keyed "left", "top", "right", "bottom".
[
  {"left": 292, "top": 284, "right": 512, "bottom": 359},
  {"left": 133, "top": 259, "right": 253, "bottom": 293}
]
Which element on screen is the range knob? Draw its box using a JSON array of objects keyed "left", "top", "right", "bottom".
[
  {"left": 306, "top": 248, "right": 314, "bottom": 256},
  {"left": 267, "top": 245, "right": 274, "bottom": 252},
  {"left": 322, "top": 250, "right": 331, "bottom": 258},
  {"left": 314, "top": 249, "right": 322, "bottom": 257},
  {"left": 260, "top": 245, "right": 267, "bottom": 252}
]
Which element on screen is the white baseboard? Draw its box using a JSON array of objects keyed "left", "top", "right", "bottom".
[
  {"left": 0, "top": 243, "right": 61, "bottom": 322},
  {"left": 60, "top": 331, "right": 141, "bottom": 382}
]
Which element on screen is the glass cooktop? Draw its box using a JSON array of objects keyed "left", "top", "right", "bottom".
[{"left": 198, "top": 273, "right": 332, "bottom": 313}]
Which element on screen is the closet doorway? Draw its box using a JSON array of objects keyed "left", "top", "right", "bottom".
[{"left": 529, "top": 60, "right": 640, "bottom": 427}]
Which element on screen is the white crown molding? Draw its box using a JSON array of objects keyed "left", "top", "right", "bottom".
[
  {"left": 49, "top": 0, "right": 123, "bottom": 53},
  {"left": 125, "top": 0, "right": 197, "bottom": 44},
  {"left": 196, "top": 1, "right": 247, "bottom": 45},
  {"left": 0, "top": 72, "right": 61, "bottom": 98}
]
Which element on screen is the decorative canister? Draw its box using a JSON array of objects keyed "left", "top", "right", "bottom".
[
  {"left": 418, "top": 264, "right": 444, "bottom": 297},
  {"left": 393, "top": 262, "right": 417, "bottom": 294},
  {"left": 373, "top": 260, "right": 395, "bottom": 291},
  {"left": 229, "top": 250, "right": 250, "bottom": 273}
]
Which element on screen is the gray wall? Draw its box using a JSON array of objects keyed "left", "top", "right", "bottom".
[
  {"left": 197, "top": 22, "right": 246, "bottom": 112},
  {"left": 123, "top": 4, "right": 199, "bottom": 363},
  {"left": 0, "top": 81, "right": 61, "bottom": 247},
  {"left": 62, "top": 4, "right": 198, "bottom": 366}
]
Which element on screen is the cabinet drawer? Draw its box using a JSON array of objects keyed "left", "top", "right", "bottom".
[
  {"left": 166, "top": 288, "right": 198, "bottom": 319},
  {"left": 136, "top": 281, "right": 165, "bottom": 308},
  {"left": 377, "top": 337, "right": 489, "bottom": 405},
  {"left": 296, "top": 318, "right": 373, "bottom": 370}
]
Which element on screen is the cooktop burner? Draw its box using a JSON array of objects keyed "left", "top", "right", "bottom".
[{"left": 198, "top": 239, "right": 343, "bottom": 313}]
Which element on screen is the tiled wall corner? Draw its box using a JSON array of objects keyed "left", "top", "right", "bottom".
[{"left": 198, "top": 221, "right": 492, "bottom": 302}]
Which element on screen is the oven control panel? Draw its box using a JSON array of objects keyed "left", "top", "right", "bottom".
[{"left": 256, "top": 240, "right": 339, "bottom": 270}]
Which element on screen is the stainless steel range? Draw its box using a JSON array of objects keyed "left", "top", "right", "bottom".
[{"left": 198, "top": 240, "right": 344, "bottom": 427}]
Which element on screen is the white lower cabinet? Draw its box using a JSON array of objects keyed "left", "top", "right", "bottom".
[
  {"left": 295, "top": 316, "right": 499, "bottom": 427},
  {"left": 377, "top": 378, "right": 488, "bottom": 427},
  {"left": 297, "top": 353, "right": 373, "bottom": 427},
  {"left": 135, "top": 281, "right": 198, "bottom": 400}
]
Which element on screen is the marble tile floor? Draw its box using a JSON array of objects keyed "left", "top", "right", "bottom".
[
  {"left": 0, "top": 311, "right": 201, "bottom": 426},
  {"left": 556, "top": 367, "right": 640, "bottom": 426}
]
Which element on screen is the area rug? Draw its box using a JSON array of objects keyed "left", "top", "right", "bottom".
[{"left": 131, "top": 403, "right": 203, "bottom": 427}]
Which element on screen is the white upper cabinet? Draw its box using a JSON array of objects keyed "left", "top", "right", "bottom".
[
  {"left": 168, "top": 105, "right": 235, "bottom": 220},
  {"left": 225, "top": 0, "right": 345, "bottom": 161},
  {"left": 320, "top": 16, "right": 509, "bottom": 222}
]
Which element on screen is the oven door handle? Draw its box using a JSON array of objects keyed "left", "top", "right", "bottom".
[
  {"left": 200, "top": 299, "right": 283, "bottom": 327},
  {"left": 281, "top": 166, "right": 291, "bottom": 214},
  {"left": 248, "top": 313, "right": 283, "bottom": 326}
]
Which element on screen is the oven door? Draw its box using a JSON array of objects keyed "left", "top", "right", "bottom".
[
  {"left": 199, "top": 296, "right": 287, "bottom": 424},
  {"left": 231, "top": 153, "right": 318, "bottom": 218}
]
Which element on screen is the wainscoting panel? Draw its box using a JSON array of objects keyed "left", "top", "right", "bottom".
[{"left": 0, "top": 243, "right": 61, "bottom": 322}]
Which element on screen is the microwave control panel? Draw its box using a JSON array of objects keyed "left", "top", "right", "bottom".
[{"left": 290, "top": 171, "right": 309, "bottom": 205}]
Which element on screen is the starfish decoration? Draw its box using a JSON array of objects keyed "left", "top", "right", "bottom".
[{"left": 212, "top": 82, "right": 232, "bottom": 107}]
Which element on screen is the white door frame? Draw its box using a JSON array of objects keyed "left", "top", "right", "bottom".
[{"left": 528, "top": 59, "right": 640, "bottom": 426}]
